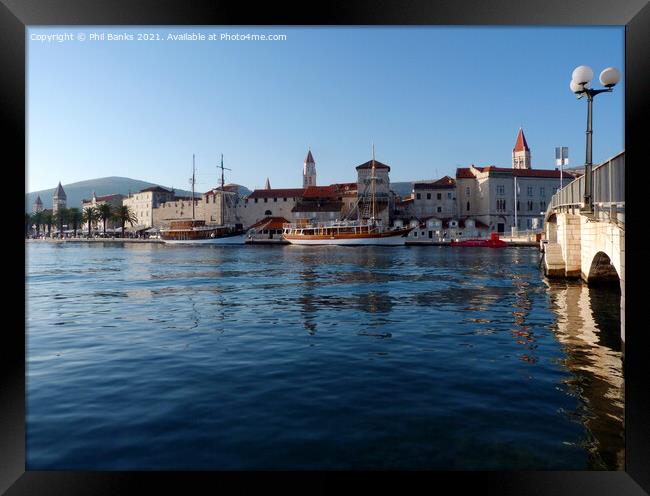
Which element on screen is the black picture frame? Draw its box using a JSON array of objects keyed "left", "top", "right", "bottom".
[{"left": 4, "top": 0, "right": 649, "bottom": 494}]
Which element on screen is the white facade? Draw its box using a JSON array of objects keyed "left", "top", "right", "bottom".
[{"left": 122, "top": 187, "right": 175, "bottom": 229}]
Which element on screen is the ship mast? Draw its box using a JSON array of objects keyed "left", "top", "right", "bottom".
[
  {"left": 191, "top": 154, "right": 196, "bottom": 220},
  {"left": 217, "top": 153, "right": 231, "bottom": 226},
  {"left": 371, "top": 143, "right": 376, "bottom": 226}
]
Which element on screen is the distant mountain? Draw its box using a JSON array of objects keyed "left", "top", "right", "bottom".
[
  {"left": 26, "top": 177, "right": 254, "bottom": 212},
  {"left": 25, "top": 177, "right": 202, "bottom": 213}
]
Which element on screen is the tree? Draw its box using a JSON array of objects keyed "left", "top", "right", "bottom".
[
  {"left": 82, "top": 206, "right": 99, "bottom": 237},
  {"left": 96, "top": 203, "right": 113, "bottom": 237},
  {"left": 54, "top": 208, "right": 69, "bottom": 236},
  {"left": 68, "top": 208, "right": 82, "bottom": 235},
  {"left": 113, "top": 205, "right": 138, "bottom": 238},
  {"left": 42, "top": 211, "right": 53, "bottom": 236},
  {"left": 25, "top": 213, "right": 31, "bottom": 238}
]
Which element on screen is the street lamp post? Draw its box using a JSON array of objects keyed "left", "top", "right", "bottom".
[{"left": 570, "top": 65, "right": 620, "bottom": 213}]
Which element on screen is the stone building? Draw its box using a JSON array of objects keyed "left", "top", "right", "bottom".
[
  {"left": 456, "top": 165, "right": 574, "bottom": 233},
  {"left": 239, "top": 188, "right": 304, "bottom": 228},
  {"left": 303, "top": 150, "right": 317, "bottom": 187},
  {"left": 123, "top": 186, "right": 176, "bottom": 229},
  {"left": 32, "top": 195, "right": 43, "bottom": 213},
  {"left": 355, "top": 158, "right": 391, "bottom": 225},
  {"left": 412, "top": 176, "right": 457, "bottom": 219},
  {"left": 52, "top": 182, "right": 66, "bottom": 214},
  {"left": 512, "top": 127, "right": 531, "bottom": 169}
]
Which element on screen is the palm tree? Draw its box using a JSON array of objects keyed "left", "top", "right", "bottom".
[
  {"left": 68, "top": 208, "right": 82, "bottom": 236},
  {"left": 96, "top": 203, "right": 113, "bottom": 237},
  {"left": 54, "top": 207, "right": 69, "bottom": 237},
  {"left": 82, "top": 206, "right": 99, "bottom": 237},
  {"left": 113, "top": 205, "right": 138, "bottom": 238},
  {"left": 42, "top": 211, "right": 53, "bottom": 236}
]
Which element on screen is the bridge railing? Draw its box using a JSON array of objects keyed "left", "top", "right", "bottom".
[{"left": 546, "top": 151, "right": 624, "bottom": 226}]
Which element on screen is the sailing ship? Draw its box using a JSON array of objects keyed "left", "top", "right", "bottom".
[
  {"left": 160, "top": 154, "right": 246, "bottom": 244},
  {"left": 282, "top": 146, "right": 412, "bottom": 245}
]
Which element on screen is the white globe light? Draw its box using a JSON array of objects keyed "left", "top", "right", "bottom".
[
  {"left": 570, "top": 80, "right": 583, "bottom": 93},
  {"left": 599, "top": 67, "right": 621, "bottom": 87},
  {"left": 572, "top": 65, "right": 593, "bottom": 85}
]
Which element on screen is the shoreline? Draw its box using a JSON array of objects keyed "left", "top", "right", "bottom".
[{"left": 25, "top": 238, "right": 539, "bottom": 247}]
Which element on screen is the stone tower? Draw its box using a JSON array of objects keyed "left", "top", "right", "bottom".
[
  {"left": 512, "top": 127, "right": 531, "bottom": 169},
  {"left": 264, "top": 177, "right": 271, "bottom": 190},
  {"left": 32, "top": 195, "right": 43, "bottom": 213},
  {"left": 52, "top": 182, "right": 67, "bottom": 214},
  {"left": 303, "top": 149, "right": 317, "bottom": 188}
]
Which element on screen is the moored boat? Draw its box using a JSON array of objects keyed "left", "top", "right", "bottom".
[
  {"left": 160, "top": 153, "right": 246, "bottom": 245},
  {"left": 282, "top": 145, "right": 412, "bottom": 246},
  {"left": 450, "top": 232, "right": 507, "bottom": 248},
  {"left": 160, "top": 219, "right": 246, "bottom": 244},
  {"left": 282, "top": 219, "right": 412, "bottom": 246}
]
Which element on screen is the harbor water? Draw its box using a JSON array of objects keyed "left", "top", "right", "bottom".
[{"left": 25, "top": 242, "right": 624, "bottom": 470}]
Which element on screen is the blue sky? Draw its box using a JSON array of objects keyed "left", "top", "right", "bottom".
[{"left": 27, "top": 26, "right": 624, "bottom": 193}]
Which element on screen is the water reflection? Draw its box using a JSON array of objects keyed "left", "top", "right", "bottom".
[{"left": 546, "top": 279, "right": 624, "bottom": 470}]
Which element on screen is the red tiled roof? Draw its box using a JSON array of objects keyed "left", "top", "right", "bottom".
[
  {"left": 247, "top": 188, "right": 305, "bottom": 199},
  {"left": 456, "top": 168, "right": 476, "bottom": 179},
  {"left": 302, "top": 185, "right": 337, "bottom": 198},
  {"left": 513, "top": 128, "right": 530, "bottom": 152},
  {"left": 356, "top": 160, "right": 390, "bottom": 171},
  {"left": 414, "top": 176, "right": 456, "bottom": 189}
]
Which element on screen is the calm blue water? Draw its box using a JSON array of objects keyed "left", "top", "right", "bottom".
[{"left": 25, "top": 242, "right": 624, "bottom": 470}]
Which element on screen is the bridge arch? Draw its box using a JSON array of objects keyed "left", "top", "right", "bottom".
[{"left": 586, "top": 251, "right": 620, "bottom": 286}]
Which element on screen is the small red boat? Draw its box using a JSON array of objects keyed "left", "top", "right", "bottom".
[{"left": 451, "top": 232, "right": 507, "bottom": 248}]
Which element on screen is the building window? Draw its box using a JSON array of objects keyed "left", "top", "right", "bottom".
[
  {"left": 517, "top": 200, "right": 520, "bottom": 211},
  {"left": 540, "top": 187, "right": 545, "bottom": 197},
  {"left": 254, "top": 198, "right": 258, "bottom": 203},
  {"left": 283, "top": 198, "right": 287, "bottom": 202},
  {"left": 528, "top": 201, "right": 534, "bottom": 211},
  {"left": 427, "top": 193, "right": 431, "bottom": 200},
  {"left": 265, "top": 210, "right": 272, "bottom": 216},
  {"left": 416, "top": 193, "right": 421, "bottom": 200},
  {"left": 540, "top": 200, "right": 546, "bottom": 210},
  {"left": 497, "top": 185, "right": 505, "bottom": 196},
  {"left": 437, "top": 206, "right": 442, "bottom": 213},
  {"left": 447, "top": 192, "right": 452, "bottom": 199},
  {"left": 466, "top": 187, "right": 470, "bottom": 196},
  {"left": 527, "top": 218, "right": 532, "bottom": 228},
  {"left": 466, "top": 201, "right": 470, "bottom": 212},
  {"left": 264, "top": 198, "right": 268, "bottom": 203},
  {"left": 527, "top": 186, "right": 533, "bottom": 197},
  {"left": 437, "top": 193, "right": 441, "bottom": 200},
  {"left": 274, "top": 198, "right": 277, "bottom": 202}
]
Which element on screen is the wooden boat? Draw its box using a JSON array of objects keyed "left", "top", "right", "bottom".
[
  {"left": 160, "top": 154, "right": 246, "bottom": 245},
  {"left": 282, "top": 145, "right": 412, "bottom": 246},
  {"left": 282, "top": 220, "right": 412, "bottom": 246},
  {"left": 160, "top": 219, "right": 246, "bottom": 244},
  {"left": 450, "top": 232, "right": 507, "bottom": 248}
]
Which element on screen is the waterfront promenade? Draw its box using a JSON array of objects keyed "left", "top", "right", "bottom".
[{"left": 26, "top": 237, "right": 164, "bottom": 244}]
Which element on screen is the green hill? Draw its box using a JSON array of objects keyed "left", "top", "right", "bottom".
[{"left": 26, "top": 177, "right": 252, "bottom": 212}]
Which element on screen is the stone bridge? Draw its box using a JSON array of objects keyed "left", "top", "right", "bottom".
[{"left": 543, "top": 152, "right": 625, "bottom": 345}]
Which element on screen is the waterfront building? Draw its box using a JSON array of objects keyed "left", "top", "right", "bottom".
[
  {"left": 52, "top": 182, "right": 66, "bottom": 214},
  {"left": 454, "top": 128, "right": 574, "bottom": 233},
  {"left": 239, "top": 188, "right": 304, "bottom": 228},
  {"left": 406, "top": 217, "right": 489, "bottom": 243},
  {"left": 412, "top": 176, "right": 457, "bottom": 219},
  {"left": 303, "top": 149, "right": 317, "bottom": 188},
  {"left": 123, "top": 186, "right": 176, "bottom": 230},
  {"left": 32, "top": 195, "right": 43, "bottom": 213}
]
